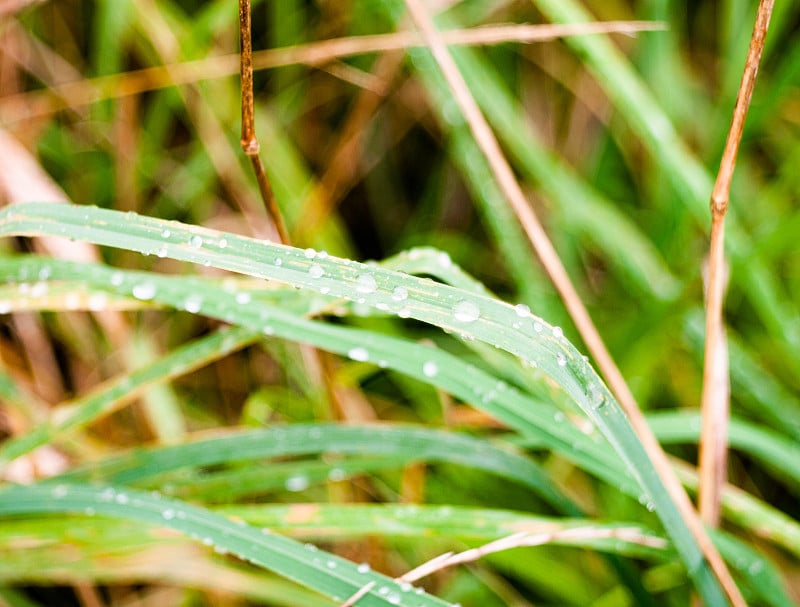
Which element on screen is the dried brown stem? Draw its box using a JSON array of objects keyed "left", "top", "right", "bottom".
[
  {"left": 238, "top": 0, "right": 289, "bottom": 245},
  {"left": 699, "top": 0, "right": 774, "bottom": 526},
  {"left": 401, "top": 0, "right": 745, "bottom": 604}
]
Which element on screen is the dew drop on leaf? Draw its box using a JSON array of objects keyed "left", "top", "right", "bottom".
[
  {"left": 355, "top": 273, "right": 377, "bottom": 294},
  {"left": 391, "top": 286, "right": 408, "bottom": 301},
  {"left": 514, "top": 303, "right": 530, "bottom": 317},
  {"left": 452, "top": 300, "right": 480, "bottom": 323},
  {"left": 308, "top": 264, "right": 324, "bottom": 279},
  {"left": 285, "top": 475, "right": 310, "bottom": 492},
  {"left": 132, "top": 283, "right": 156, "bottom": 301},
  {"left": 189, "top": 235, "right": 203, "bottom": 248},
  {"left": 348, "top": 347, "right": 369, "bottom": 362},
  {"left": 422, "top": 361, "right": 438, "bottom": 377}
]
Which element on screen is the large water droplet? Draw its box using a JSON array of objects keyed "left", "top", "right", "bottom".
[
  {"left": 132, "top": 283, "right": 157, "bottom": 301},
  {"left": 189, "top": 235, "right": 203, "bottom": 248},
  {"left": 556, "top": 353, "right": 567, "bottom": 367},
  {"left": 552, "top": 326, "right": 564, "bottom": 339},
  {"left": 422, "top": 361, "right": 438, "bottom": 377},
  {"left": 218, "top": 238, "right": 227, "bottom": 249},
  {"left": 348, "top": 347, "right": 369, "bottom": 362},
  {"left": 391, "top": 286, "right": 408, "bottom": 302},
  {"left": 285, "top": 475, "right": 310, "bottom": 492},
  {"left": 308, "top": 264, "right": 324, "bottom": 279},
  {"left": 235, "top": 292, "right": 252, "bottom": 305},
  {"left": 184, "top": 295, "right": 202, "bottom": 313},
  {"left": 355, "top": 273, "right": 377, "bottom": 294},
  {"left": 452, "top": 300, "right": 480, "bottom": 323},
  {"left": 512, "top": 304, "right": 529, "bottom": 319},
  {"left": 303, "top": 248, "right": 316, "bottom": 259}
]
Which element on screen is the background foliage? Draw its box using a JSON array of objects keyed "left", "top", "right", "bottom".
[{"left": 0, "top": 0, "right": 799, "bottom": 605}]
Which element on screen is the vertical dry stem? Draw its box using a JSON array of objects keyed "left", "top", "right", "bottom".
[
  {"left": 699, "top": 0, "right": 774, "bottom": 526},
  {"left": 401, "top": 0, "right": 745, "bottom": 604},
  {"left": 238, "top": 0, "right": 289, "bottom": 244}
]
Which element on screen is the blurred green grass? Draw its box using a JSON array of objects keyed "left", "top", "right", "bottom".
[{"left": 0, "top": 0, "right": 799, "bottom": 605}]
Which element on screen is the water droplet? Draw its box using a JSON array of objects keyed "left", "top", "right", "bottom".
[
  {"left": 184, "top": 295, "right": 202, "bottom": 313},
  {"left": 87, "top": 293, "right": 108, "bottom": 311},
  {"left": 115, "top": 493, "right": 130, "bottom": 504},
  {"left": 236, "top": 292, "right": 252, "bottom": 304},
  {"left": 392, "top": 286, "right": 408, "bottom": 302},
  {"left": 51, "top": 485, "right": 68, "bottom": 498},
  {"left": 156, "top": 246, "right": 168, "bottom": 258},
  {"left": 514, "top": 303, "right": 530, "bottom": 317},
  {"left": 328, "top": 468, "right": 346, "bottom": 481},
  {"left": 65, "top": 293, "right": 80, "bottom": 310},
  {"left": 326, "top": 560, "right": 337, "bottom": 569},
  {"left": 552, "top": 326, "right": 564, "bottom": 339},
  {"left": 132, "top": 283, "right": 156, "bottom": 301},
  {"left": 162, "top": 509, "right": 176, "bottom": 520},
  {"left": 30, "top": 282, "right": 47, "bottom": 298},
  {"left": 348, "top": 347, "right": 369, "bottom": 362},
  {"left": 422, "top": 361, "right": 438, "bottom": 377},
  {"left": 161, "top": 229, "right": 171, "bottom": 238},
  {"left": 285, "top": 475, "right": 310, "bottom": 492},
  {"left": 437, "top": 252, "right": 452, "bottom": 268},
  {"left": 452, "top": 300, "right": 480, "bottom": 323},
  {"left": 38, "top": 266, "right": 51, "bottom": 280},
  {"left": 556, "top": 353, "right": 567, "bottom": 367},
  {"left": 398, "top": 307, "right": 411, "bottom": 318},
  {"left": 587, "top": 383, "right": 606, "bottom": 410},
  {"left": 320, "top": 286, "right": 330, "bottom": 295},
  {"left": 308, "top": 264, "right": 324, "bottom": 279},
  {"left": 533, "top": 321, "right": 543, "bottom": 333},
  {"left": 748, "top": 560, "right": 764, "bottom": 575},
  {"left": 387, "top": 593, "right": 401, "bottom": 605},
  {"left": 355, "top": 273, "right": 377, "bottom": 294},
  {"left": 357, "top": 562, "right": 371, "bottom": 574},
  {"left": 274, "top": 258, "right": 283, "bottom": 266},
  {"left": 304, "top": 248, "right": 316, "bottom": 259},
  {"left": 189, "top": 235, "right": 203, "bottom": 248},
  {"left": 110, "top": 272, "right": 124, "bottom": 286},
  {"left": 218, "top": 238, "right": 227, "bottom": 249}
]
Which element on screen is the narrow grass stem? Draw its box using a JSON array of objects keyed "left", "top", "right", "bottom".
[
  {"left": 238, "top": 0, "right": 289, "bottom": 245},
  {"left": 401, "top": 0, "right": 743, "bottom": 604},
  {"left": 699, "top": 0, "right": 774, "bottom": 527}
]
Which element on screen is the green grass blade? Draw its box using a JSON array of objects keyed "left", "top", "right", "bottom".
[{"left": 0, "top": 482, "right": 454, "bottom": 607}]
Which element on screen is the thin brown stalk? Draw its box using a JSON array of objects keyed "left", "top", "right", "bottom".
[
  {"left": 699, "top": 0, "right": 774, "bottom": 526},
  {"left": 0, "top": 21, "right": 663, "bottom": 124},
  {"left": 398, "top": 527, "right": 665, "bottom": 584},
  {"left": 401, "top": 0, "right": 745, "bottom": 605},
  {"left": 238, "top": 0, "right": 289, "bottom": 245}
]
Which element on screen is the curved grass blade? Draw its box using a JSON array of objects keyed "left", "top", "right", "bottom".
[
  {"left": 52, "top": 423, "right": 577, "bottom": 515},
  {"left": 0, "top": 202, "right": 723, "bottom": 600},
  {"left": 0, "top": 482, "right": 454, "bottom": 607}
]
